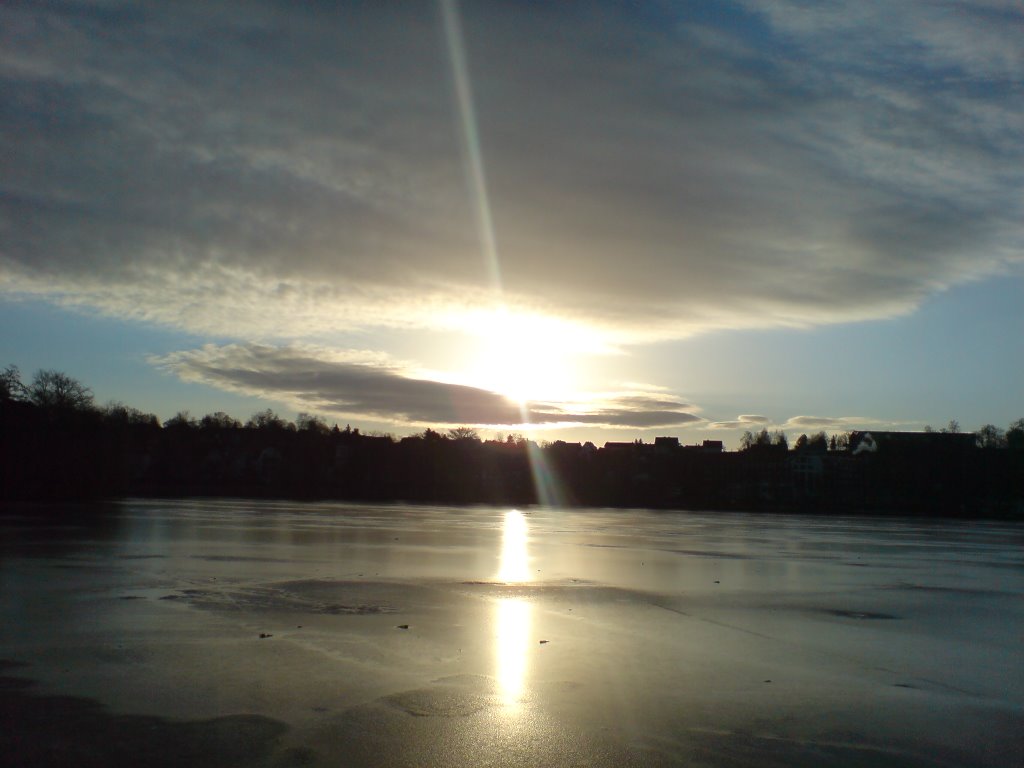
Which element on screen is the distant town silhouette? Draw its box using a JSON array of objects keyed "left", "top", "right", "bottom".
[{"left": 2, "top": 366, "right": 1022, "bottom": 517}]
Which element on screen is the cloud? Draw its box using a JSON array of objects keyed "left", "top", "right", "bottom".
[
  {"left": 152, "top": 344, "right": 701, "bottom": 429},
  {"left": 1, "top": 1, "right": 1021, "bottom": 344},
  {"left": 707, "top": 415, "right": 771, "bottom": 429},
  {"left": 708, "top": 414, "right": 871, "bottom": 431},
  {"left": 783, "top": 415, "right": 865, "bottom": 430}
]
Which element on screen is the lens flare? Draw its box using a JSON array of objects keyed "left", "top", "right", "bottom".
[
  {"left": 443, "top": 0, "right": 572, "bottom": 513},
  {"left": 442, "top": 0, "right": 502, "bottom": 293}
]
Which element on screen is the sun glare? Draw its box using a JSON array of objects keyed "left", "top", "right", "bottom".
[{"left": 462, "top": 308, "right": 604, "bottom": 405}]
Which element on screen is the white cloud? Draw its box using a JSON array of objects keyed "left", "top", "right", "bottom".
[{"left": 1, "top": 1, "right": 1021, "bottom": 345}]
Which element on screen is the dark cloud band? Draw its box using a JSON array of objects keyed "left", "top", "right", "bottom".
[{"left": 152, "top": 344, "right": 702, "bottom": 429}]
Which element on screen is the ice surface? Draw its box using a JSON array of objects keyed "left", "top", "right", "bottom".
[{"left": 1, "top": 500, "right": 1021, "bottom": 766}]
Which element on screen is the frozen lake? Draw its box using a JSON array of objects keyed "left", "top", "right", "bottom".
[{"left": 1, "top": 500, "right": 1022, "bottom": 767}]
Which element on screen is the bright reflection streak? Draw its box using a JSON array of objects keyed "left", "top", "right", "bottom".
[
  {"left": 495, "top": 509, "right": 532, "bottom": 709},
  {"left": 497, "top": 509, "right": 530, "bottom": 582},
  {"left": 495, "top": 597, "right": 531, "bottom": 708}
]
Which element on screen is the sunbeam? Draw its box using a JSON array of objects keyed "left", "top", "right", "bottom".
[
  {"left": 443, "top": 0, "right": 572, "bottom": 507},
  {"left": 441, "top": 0, "right": 502, "bottom": 292},
  {"left": 526, "top": 442, "right": 568, "bottom": 508}
]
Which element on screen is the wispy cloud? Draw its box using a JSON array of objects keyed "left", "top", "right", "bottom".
[
  {"left": 152, "top": 344, "right": 701, "bottom": 429},
  {"left": 783, "top": 415, "right": 865, "bottom": 430},
  {"left": 708, "top": 414, "right": 873, "bottom": 432},
  {"left": 1, "top": 1, "right": 1020, "bottom": 344},
  {"left": 707, "top": 415, "right": 772, "bottom": 430}
]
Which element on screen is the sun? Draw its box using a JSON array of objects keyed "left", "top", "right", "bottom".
[{"left": 460, "top": 308, "right": 598, "bottom": 405}]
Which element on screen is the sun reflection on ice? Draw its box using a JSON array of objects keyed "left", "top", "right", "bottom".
[
  {"left": 495, "top": 597, "right": 531, "bottom": 708},
  {"left": 497, "top": 509, "right": 530, "bottom": 583},
  {"left": 495, "top": 509, "right": 533, "bottom": 710}
]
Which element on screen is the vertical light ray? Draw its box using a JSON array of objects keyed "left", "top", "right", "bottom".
[
  {"left": 525, "top": 441, "right": 566, "bottom": 508},
  {"left": 442, "top": 1, "right": 566, "bottom": 516},
  {"left": 441, "top": 0, "right": 503, "bottom": 291}
]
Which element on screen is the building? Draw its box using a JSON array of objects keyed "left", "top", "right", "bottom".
[{"left": 848, "top": 431, "right": 975, "bottom": 455}]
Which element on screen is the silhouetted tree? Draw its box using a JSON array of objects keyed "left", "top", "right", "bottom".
[
  {"left": 740, "top": 428, "right": 785, "bottom": 453},
  {"left": 103, "top": 401, "right": 159, "bottom": 427},
  {"left": 296, "top": 412, "right": 329, "bottom": 434},
  {"left": 1008, "top": 418, "right": 1024, "bottom": 452},
  {"left": 200, "top": 411, "right": 242, "bottom": 430},
  {"left": 4, "top": 358, "right": 1024, "bottom": 514},
  {"left": 808, "top": 431, "right": 828, "bottom": 452},
  {"left": 27, "top": 369, "right": 94, "bottom": 411},
  {"left": 976, "top": 424, "right": 1007, "bottom": 449},
  {"left": 941, "top": 420, "right": 961, "bottom": 434},
  {"left": 163, "top": 410, "right": 197, "bottom": 429},
  {"left": 1, "top": 365, "right": 26, "bottom": 402},
  {"left": 247, "top": 409, "right": 291, "bottom": 430}
]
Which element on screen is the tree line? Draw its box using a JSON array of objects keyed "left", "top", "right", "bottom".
[{"left": 2, "top": 366, "right": 1022, "bottom": 516}]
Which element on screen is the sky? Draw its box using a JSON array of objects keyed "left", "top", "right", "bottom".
[{"left": 1, "top": 0, "right": 1022, "bottom": 448}]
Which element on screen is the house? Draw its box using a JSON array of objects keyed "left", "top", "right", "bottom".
[
  {"left": 654, "top": 436, "right": 680, "bottom": 453},
  {"left": 681, "top": 440, "right": 724, "bottom": 453},
  {"left": 848, "top": 431, "right": 975, "bottom": 455}
]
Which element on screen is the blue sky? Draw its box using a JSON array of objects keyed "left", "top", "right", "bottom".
[{"left": 1, "top": 0, "right": 1021, "bottom": 447}]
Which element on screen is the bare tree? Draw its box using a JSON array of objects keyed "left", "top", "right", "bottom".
[
  {"left": 200, "top": 411, "right": 242, "bottom": 430},
  {"left": 448, "top": 426, "right": 480, "bottom": 441},
  {"left": 1, "top": 365, "right": 26, "bottom": 402},
  {"left": 247, "top": 409, "right": 291, "bottom": 430},
  {"left": 297, "top": 412, "right": 329, "bottom": 434},
  {"left": 975, "top": 424, "right": 1006, "bottom": 449},
  {"left": 1007, "top": 418, "right": 1024, "bottom": 451},
  {"left": 163, "top": 410, "right": 197, "bottom": 429},
  {"left": 27, "top": 369, "right": 94, "bottom": 411},
  {"left": 103, "top": 401, "right": 158, "bottom": 427}
]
